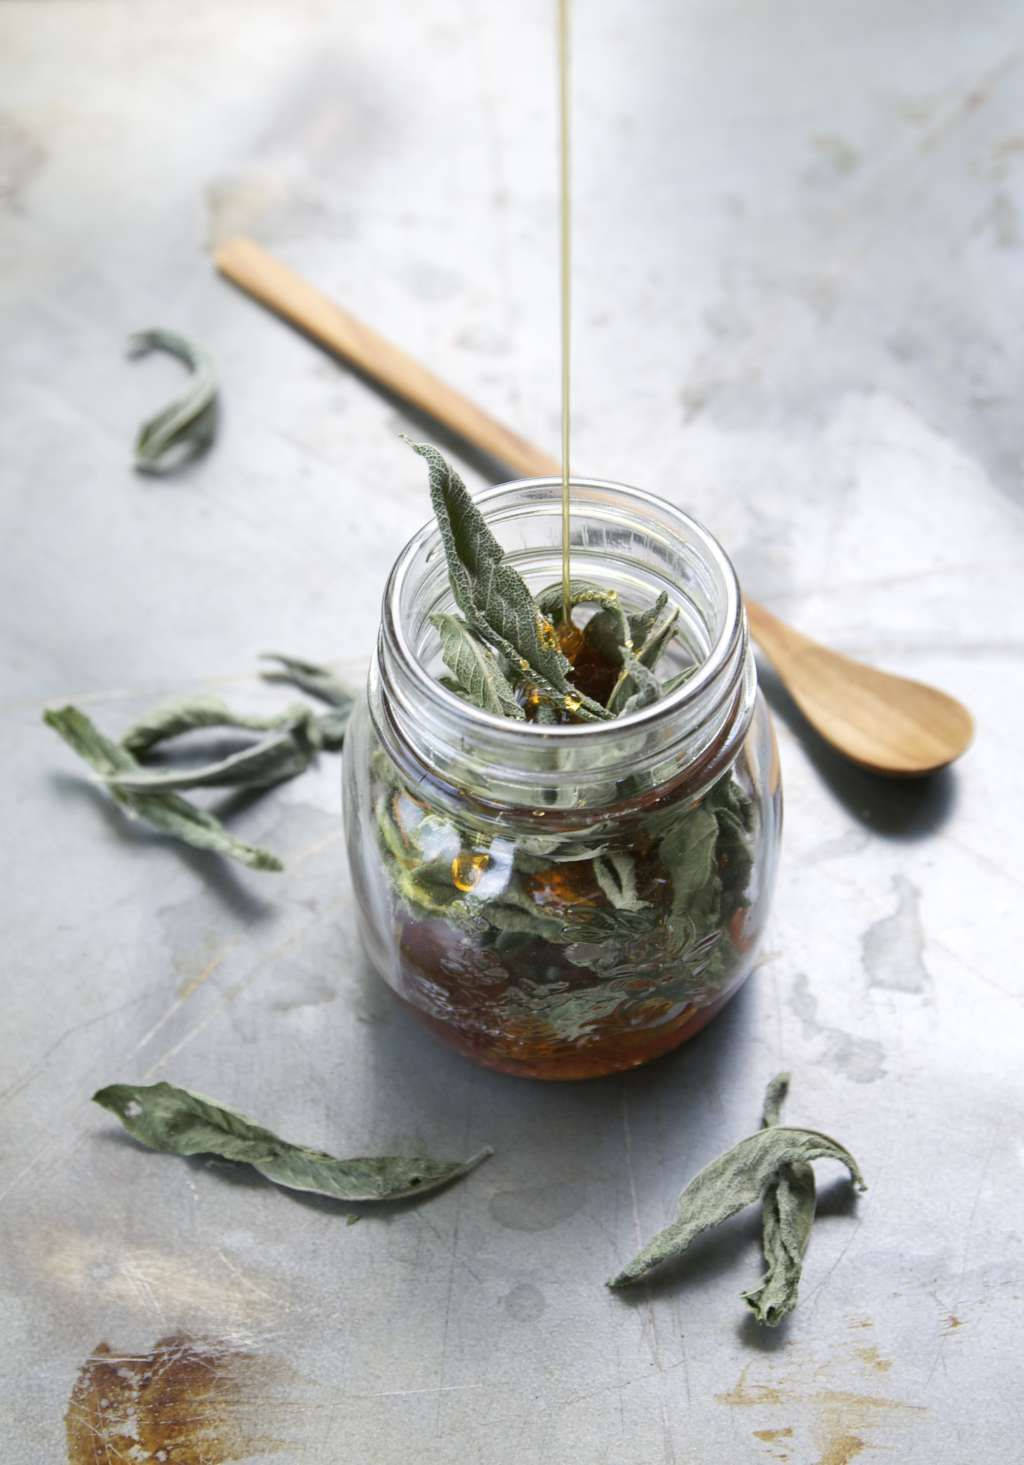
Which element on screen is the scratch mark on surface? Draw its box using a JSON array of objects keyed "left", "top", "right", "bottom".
[
  {"left": 806, "top": 1217, "right": 864, "bottom": 1313},
  {"left": 0, "top": 991, "right": 148, "bottom": 1106},
  {"left": 926, "top": 1131, "right": 999, "bottom": 1384}
]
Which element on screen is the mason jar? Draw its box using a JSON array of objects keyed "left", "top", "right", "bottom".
[{"left": 343, "top": 478, "right": 781, "bottom": 1080}]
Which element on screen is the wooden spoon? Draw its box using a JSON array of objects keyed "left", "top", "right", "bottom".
[{"left": 214, "top": 235, "right": 974, "bottom": 776}]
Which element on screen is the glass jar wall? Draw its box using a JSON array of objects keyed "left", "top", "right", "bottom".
[{"left": 343, "top": 479, "right": 781, "bottom": 1079}]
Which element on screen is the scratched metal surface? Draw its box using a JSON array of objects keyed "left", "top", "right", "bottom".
[{"left": 2, "top": 2, "right": 1022, "bottom": 1462}]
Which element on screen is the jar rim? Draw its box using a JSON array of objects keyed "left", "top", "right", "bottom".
[{"left": 382, "top": 475, "right": 744, "bottom": 745}]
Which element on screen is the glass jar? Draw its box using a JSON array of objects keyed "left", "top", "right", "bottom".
[{"left": 343, "top": 478, "right": 781, "bottom": 1080}]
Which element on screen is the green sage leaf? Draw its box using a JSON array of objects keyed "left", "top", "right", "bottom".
[
  {"left": 44, "top": 705, "right": 282, "bottom": 872},
  {"left": 607, "top": 652, "right": 662, "bottom": 716},
  {"left": 106, "top": 724, "right": 318, "bottom": 793},
  {"left": 535, "top": 579, "right": 632, "bottom": 650},
  {"left": 129, "top": 329, "right": 218, "bottom": 475},
  {"left": 741, "top": 1073, "right": 816, "bottom": 1327},
  {"left": 430, "top": 612, "right": 525, "bottom": 719},
  {"left": 608, "top": 1125, "right": 864, "bottom": 1289},
  {"left": 633, "top": 594, "right": 679, "bottom": 671},
  {"left": 592, "top": 853, "right": 649, "bottom": 911},
  {"left": 260, "top": 654, "right": 354, "bottom": 750},
  {"left": 660, "top": 667, "right": 698, "bottom": 697},
  {"left": 121, "top": 695, "right": 313, "bottom": 756},
  {"left": 410, "top": 441, "right": 611, "bottom": 722},
  {"left": 94, "top": 1081, "right": 492, "bottom": 1203}
]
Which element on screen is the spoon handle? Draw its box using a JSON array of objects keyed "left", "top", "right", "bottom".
[
  {"left": 213, "top": 236, "right": 968, "bottom": 774},
  {"left": 215, "top": 236, "right": 554, "bottom": 480},
  {"left": 216, "top": 235, "right": 781, "bottom": 616}
]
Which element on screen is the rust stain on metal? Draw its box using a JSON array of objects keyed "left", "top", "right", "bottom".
[
  {"left": 754, "top": 1427, "right": 794, "bottom": 1441},
  {"left": 65, "top": 1334, "right": 288, "bottom": 1463},
  {"left": 717, "top": 1364, "right": 783, "bottom": 1407},
  {"left": 854, "top": 1345, "right": 892, "bottom": 1373},
  {"left": 815, "top": 1435, "right": 865, "bottom": 1465}
]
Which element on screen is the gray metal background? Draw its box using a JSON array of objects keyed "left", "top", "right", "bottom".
[{"left": 2, "top": 2, "right": 1022, "bottom": 1461}]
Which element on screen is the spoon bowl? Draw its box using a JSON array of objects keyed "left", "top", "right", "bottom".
[{"left": 745, "top": 600, "right": 973, "bottom": 776}]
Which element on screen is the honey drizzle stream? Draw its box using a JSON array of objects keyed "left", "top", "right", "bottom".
[{"left": 557, "top": 0, "right": 572, "bottom": 625}]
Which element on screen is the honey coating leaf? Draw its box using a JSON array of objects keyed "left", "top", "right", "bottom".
[
  {"left": 410, "top": 441, "right": 611, "bottom": 722},
  {"left": 536, "top": 579, "right": 632, "bottom": 649},
  {"left": 609, "top": 1125, "right": 864, "bottom": 1289},
  {"left": 44, "top": 705, "right": 283, "bottom": 872},
  {"left": 94, "top": 1081, "right": 493, "bottom": 1204}
]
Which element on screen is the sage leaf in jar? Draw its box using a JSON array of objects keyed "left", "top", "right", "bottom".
[
  {"left": 430, "top": 612, "right": 525, "bottom": 719},
  {"left": 43, "top": 705, "right": 282, "bottom": 872},
  {"left": 608, "top": 1123, "right": 864, "bottom": 1290},
  {"left": 260, "top": 653, "right": 354, "bottom": 749},
  {"left": 741, "top": 1073, "right": 816, "bottom": 1327},
  {"left": 94, "top": 1082, "right": 493, "bottom": 1203},
  {"left": 606, "top": 652, "right": 662, "bottom": 716},
  {"left": 129, "top": 329, "right": 218, "bottom": 475},
  {"left": 535, "top": 579, "right": 632, "bottom": 650},
  {"left": 408, "top": 440, "right": 611, "bottom": 723},
  {"left": 629, "top": 591, "right": 679, "bottom": 672}
]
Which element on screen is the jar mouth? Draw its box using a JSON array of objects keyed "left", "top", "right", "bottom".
[{"left": 382, "top": 476, "right": 743, "bottom": 745}]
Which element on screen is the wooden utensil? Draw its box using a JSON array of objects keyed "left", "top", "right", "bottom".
[{"left": 214, "top": 236, "right": 974, "bottom": 776}]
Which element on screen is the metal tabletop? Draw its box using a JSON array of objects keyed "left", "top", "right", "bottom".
[{"left": 2, "top": 3, "right": 1022, "bottom": 1461}]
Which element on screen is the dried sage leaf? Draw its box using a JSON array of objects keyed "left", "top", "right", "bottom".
[
  {"left": 741, "top": 1073, "right": 816, "bottom": 1327},
  {"left": 536, "top": 579, "right": 632, "bottom": 649},
  {"left": 633, "top": 596, "right": 679, "bottom": 672},
  {"left": 44, "top": 705, "right": 282, "bottom": 872},
  {"left": 410, "top": 441, "right": 610, "bottom": 722},
  {"left": 660, "top": 667, "right": 698, "bottom": 697},
  {"left": 430, "top": 612, "right": 525, "bottom": 719},
  {"left": 260, "top": 654, "right": 355, "bottom": 750},
  {"left": 129, "top": 329, "right": 218, "bottom": 475},
  {"left": 260, "top": 653, "right": 351, "bottom": 707},
  {"left": 607, "top": 652, "right": 662, "bottom": 716},
  {"left": 593, "top": 853, "right": 649, "bottom": 911},
  {"left": 94, "top": 1081, "right": 492, "bottom": 1203},
  {"left": 608, "top": 1125, "right": 864, "bottom": 1289},
  {"left": 121, "top": 695, "right": 313, "bottom": 756},
  {"left": 106, "top": 723, "right": 319, "bottom": 793}
]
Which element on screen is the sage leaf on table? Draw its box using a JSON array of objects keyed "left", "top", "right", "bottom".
[
  {"left": 430, "top": 612, "right": 525, "bottom": 719},
  {"left": 129, "top": 329, "right": 218, "bottom": 475},
  {"left": 260, "top": 654, "right": 354, "bottom": 750},
  {"left": 608, "top": 1121, "right": 864, "bottom": 1290},
  {"left": 44, "top": 705, "right": 282, "bottom": 872},
  {"left": 121, "top": 695, "right": 314, "bottom": 756},
  {"left": 111, "top": 698, "right": 322, "bottom": 792},
  {"left": 94, "top": 1081, "right": 493, "bottom": 1204},
  {"left": 106, "top": 724, "right": 320, "bottom": 793},
  {"left": 741, "top": 1073, "right": 816, "bottom": 1327},
  {"left": 409, "top": 440, "right": 611, "bottom": 722}
]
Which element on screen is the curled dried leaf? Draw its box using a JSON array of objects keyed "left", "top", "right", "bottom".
[
  {"left": 129, "top": 329, "right": 218, "bottom": 474},
  {"left": 94, "top": 1081, "right": 492, "bottom": 1204},
  {"left": 609, "top": 1124, "right": 864, "bottom": 1289},
  {"left": 44, "top": 705, "right": 282, "bottom": 871}
]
